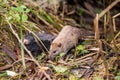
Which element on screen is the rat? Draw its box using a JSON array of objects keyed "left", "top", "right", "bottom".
[
  {"left": 23, "top": 32, "right": 56, "bottom": 56},
  {"left": 49, "top": 25, "right": 86, "bottom": 59}
]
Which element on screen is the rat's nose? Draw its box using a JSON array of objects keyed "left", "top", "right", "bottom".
[
  {"left": 23, "top": 39, "right": 29, "bottom": 45},
  {"left": 48, "top": 53, "right": 56, "bottom": 61}
]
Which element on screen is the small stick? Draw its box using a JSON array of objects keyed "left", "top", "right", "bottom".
[{"left": 98, "top": 0, "right": 120, "bottom": 19}]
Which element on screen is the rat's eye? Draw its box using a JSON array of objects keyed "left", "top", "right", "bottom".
[
  {"left": 53, "top": 50, "right": 57, "bottom": 54},
  {"left": 58, "top": 43, "right": 61, "bottom": 47}
]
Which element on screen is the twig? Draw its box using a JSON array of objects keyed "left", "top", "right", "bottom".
[
  {"left": 98, "top": 0, "right": 120, "bottom": 19},
  {"left": 113, "top": 13, "right": 120, "bottom": 32},
  {"left": 75, "top": 52, "right": 97, "bottom": 61},
  {"left": 94, "top": 14, "right": 99, "bottom": 40},
  {"left": 22, "top": 0, "right": 39, "bottom": 7},
  {"left": 43, "top": 70, "right": 52, "bottom": 80},
  {"left": 12, "top": 58, "right": 35, "bottom": 66},
  {"left": 0, "top": 64, "right": 12, "bottom": 71}
]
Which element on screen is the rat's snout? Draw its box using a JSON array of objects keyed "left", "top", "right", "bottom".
[
  {"left": 23, "top": 39, "right": 29, "bottom": 45},
  {"left": 48, "top": 51, "right": 56, "bottom": 60}
]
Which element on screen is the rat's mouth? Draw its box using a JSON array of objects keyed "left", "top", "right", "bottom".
[{"left": 48, "top": 52, "right": 60, "bottom": 60}]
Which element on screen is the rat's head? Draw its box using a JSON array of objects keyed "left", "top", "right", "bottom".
[
  {"left": 49, "top": 42, "right": 63, "bottom": 60},
  {"left": 23, "top": 33, "right": 36, "bottom": 45}
]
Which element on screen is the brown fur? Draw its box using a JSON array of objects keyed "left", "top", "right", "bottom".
[{"left": 49, "top": 25, "right": 85, "bottom": 59}]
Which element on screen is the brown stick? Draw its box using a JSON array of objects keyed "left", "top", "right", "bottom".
[{"left": 98, "top": 0, "right": 120, "bottom": 19}]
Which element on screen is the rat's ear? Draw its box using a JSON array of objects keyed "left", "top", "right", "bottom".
[{"left": 58, "top": 43, "right": 61, "bottom": 47}]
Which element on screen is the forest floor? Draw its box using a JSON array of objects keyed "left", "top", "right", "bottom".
[{"left": 0, "top": 0, "right": 120, "bottom": 80}]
